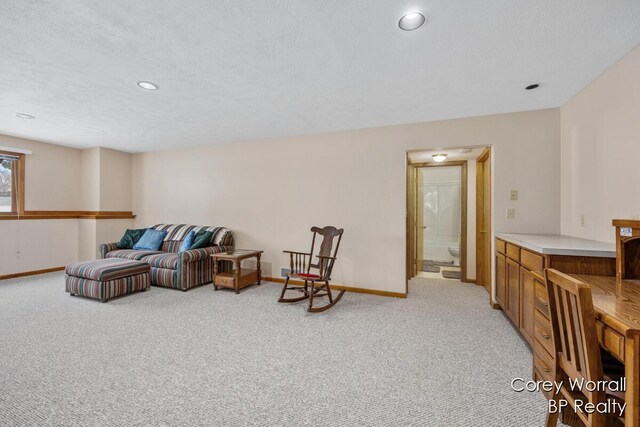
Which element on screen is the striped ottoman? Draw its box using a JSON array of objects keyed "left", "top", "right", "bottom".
[{"left": 65, "top": 258, "right": 150, "bottom": 303}]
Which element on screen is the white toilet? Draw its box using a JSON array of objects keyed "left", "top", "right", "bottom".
[{"left": 448, "top": 245, "right": 460, "bottom": 266}]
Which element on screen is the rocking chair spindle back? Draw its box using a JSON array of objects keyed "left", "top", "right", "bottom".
[{"left": 278, "top": 226, "right": 345, "bottom": 312}]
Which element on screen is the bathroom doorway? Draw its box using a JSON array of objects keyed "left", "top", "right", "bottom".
[
  {"left": 416, "top": 163, "right": 466, "bottom": 280},
  {"left": 406, "top": 147, "right": 488, "bottom": 289}
]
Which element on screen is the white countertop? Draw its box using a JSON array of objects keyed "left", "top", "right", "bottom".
[{"left": 495, "top": 233, "right": 616, "bottom": 258}]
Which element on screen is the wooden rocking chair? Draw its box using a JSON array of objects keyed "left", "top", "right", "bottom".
[{"left": 278, "top": 226, "right": 345, "bottom": 313}]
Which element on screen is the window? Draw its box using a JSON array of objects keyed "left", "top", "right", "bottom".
[{"left": 0, "top": 150, "right": 24, "bottom": 214}]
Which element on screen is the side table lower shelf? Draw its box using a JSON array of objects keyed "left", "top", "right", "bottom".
[
  {"left": 211, "top": 250, "right": 263, "bottom": 294},
  {"left": 214, "top": 269, "right": 260, "bottom": 293}
]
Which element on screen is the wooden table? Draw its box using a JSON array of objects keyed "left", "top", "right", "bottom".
[
  {"left": 569, "top": 274, "right": 640, "bottom": 427},
  {"left": 211, "top": 249, "right": 263, "bottom": 294}
]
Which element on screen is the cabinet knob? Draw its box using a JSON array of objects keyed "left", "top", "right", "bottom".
[{"left": 538, "top": 360, "right": 551, "bottom": 373}]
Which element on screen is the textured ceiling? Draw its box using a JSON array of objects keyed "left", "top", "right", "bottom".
[{"left": 1, "top": 1, "right": 640, "bottom": 152}]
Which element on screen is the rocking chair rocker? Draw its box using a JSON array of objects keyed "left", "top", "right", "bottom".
[{"left": 278, "top": 226, "right": 345, "bottom": 313}]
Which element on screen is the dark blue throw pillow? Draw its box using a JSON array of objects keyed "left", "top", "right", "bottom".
[
  {"left": 189, "top": 230, "right": 214, "bottom": 250},
  {"left": 117, "top": 228, "right": 147, "bottom": 249}
]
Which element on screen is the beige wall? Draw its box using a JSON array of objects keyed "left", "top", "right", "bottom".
[
  {"left": 99, "top": 148, "right": 132, "bottom": 211},
  {"left": 133, "top": 109, "right": 561, "bottom": 293},
  {"left": 561, "top": 44, "right": 640, "bottom": 243},
  {"left": 0, "top": 134, "right": 83, "bottom": 211},
  {"left": 80, "top": 148, "right": 100, "bottom": 211},
  {"left": 0, "top": 135, "right": 83, "bottom": 275},
  {"left": 80, "top": 147, "right": 132, "bottom": 212},
  {"left": 77, "top": 218, "right": 134, "bottom": 261},
  {"left": 0, "top": 135, "right": 133, "bottom": 275},
  {"left": 1, "top": 110, "right": 559, "bottom": 286},
  {"left": 77, "top": 219, "right": 97, "bottom": 262},
  {"left": 8, "top": 39, "right": 640, "bottom": 283},
  {"left": 0, "top": 219, "right": 78, "bottom": 274}
]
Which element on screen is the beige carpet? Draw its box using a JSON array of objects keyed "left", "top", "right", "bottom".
[{"left": 0, "top": 272, "right": 548, "bottom": 426}]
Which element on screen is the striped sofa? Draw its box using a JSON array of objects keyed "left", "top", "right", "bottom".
[{"left": 99, "top": 224, "right": 233, "bottom": 291}]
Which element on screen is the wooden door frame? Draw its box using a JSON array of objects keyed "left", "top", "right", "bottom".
[
  {"left": 406, "top": 160, "right": 468, "bottom": 287},
  {"left": 476, "top": 147, "right": 494, "bottom": 303},
  {"left": 406, "top": 155, "right": 417, "bottom": 288}
]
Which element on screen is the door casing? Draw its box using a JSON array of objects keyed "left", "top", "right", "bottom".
[{"left": 475, "top": 147, "right": 492, "bottom": 299}]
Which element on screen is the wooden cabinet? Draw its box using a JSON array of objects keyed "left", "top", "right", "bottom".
[
  {"left": 495, "top": 252, "right": 506, "bottom": 308},
  {"left": 505, "top": 258, "right": 520, "bottom": 326},
  {"left": 496, "top": 238, "right": 535, "bottom": 344},
  {"left": 519, "top": 267, "right": 535, "bottom": 343},
  {"left": 495, "top": 233, "right": 640, "bottom": 424},
  {"left": 494, "top": 237, "right": 615, "bottom": 348}
]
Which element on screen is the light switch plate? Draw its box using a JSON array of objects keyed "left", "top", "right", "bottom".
[
  {"left": 510, "top": 190, "right": 518, "bottom": 201},
  {"left": 507, "top": 208, "right": 516, "bottom": 219}
]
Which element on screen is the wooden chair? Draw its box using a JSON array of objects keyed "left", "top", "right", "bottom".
[
  {"left": 544, "top": 269, "right": 625, "bottom": 427},
  {"left": 278, "top": 226, "right": 345, "bottom": 313}
]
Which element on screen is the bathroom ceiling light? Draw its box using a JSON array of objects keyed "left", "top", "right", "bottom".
[
  {"left": 137, "top": 81, "right": 159, "bottom": 90},
  {"left": 399, "top": 12, "right": 426, "bottom": 31},
  {"left": 15, "top": 113, "right": 35, "bottom": 119},
  {"left": 432, "top": 153, "right": 447, "bottom": 162}
]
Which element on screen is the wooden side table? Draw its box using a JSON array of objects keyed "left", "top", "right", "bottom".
[{"left": 211, "top": 249, "right": 263, "bottom": 294}]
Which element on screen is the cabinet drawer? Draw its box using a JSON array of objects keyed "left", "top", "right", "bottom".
[
  {"left": 534, "top": 279, "right": 550, "bottom": 319},
  {"left": 533, "top": 345, "right": 555, "bottom": 383},
  {"left": 521, "top": 249, "right": 544, "bottom": 272},
  {"left": 506, "top": 243, "right": 520, "bottom": 261},
  {"left": 533, "top": 368, "right": 553, "bottom": 399},
  {"left": 496, "top": 239, "right": 506, "bottom": 255},
  {"left": 534, "top": 309, "right": 554, "bottom": 356},
  {"left": 596, "top": 320, "right": 625, "bottom": 363},
  {"left": 214, "top": 274, "right": 235, "bottom": 288}
]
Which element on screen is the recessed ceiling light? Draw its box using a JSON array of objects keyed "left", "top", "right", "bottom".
[
  {"left": 15, "top": 113, "right": 35, "bottom": 119},
  {"left": 432, "top": 153, "right": 447, "bottom": 162},
  {"left": 525, "top": 84, "right": 540, "bottom": 90},
  {"left": 399, "top": 12, "right": 426, "bottom": 31},
  {"left": 137, "top": 81, "right": 159, "bottom": 90}
]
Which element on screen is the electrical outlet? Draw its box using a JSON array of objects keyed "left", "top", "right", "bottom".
[
  {"left": 580, "top": 214, "right": 587, "bottom": 227},
  {"left": 280, "top": 267, "right": 291, "bottom": 277},
  {"left": 507, "top": 208, "right": 516, "bottom": 219},
  {"left": 510, "top": 190, "right": 518, "bottom": 201}
]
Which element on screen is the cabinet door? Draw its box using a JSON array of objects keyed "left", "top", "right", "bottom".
[
  {"left": 519, "top": 267, "right": 534, "bottom": 345},
  {"left": 506, "top": 258, "right": 520, "bottom": 326},
  {"left": 495, "top": 253, "right": 507, "bottom": 309}
]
